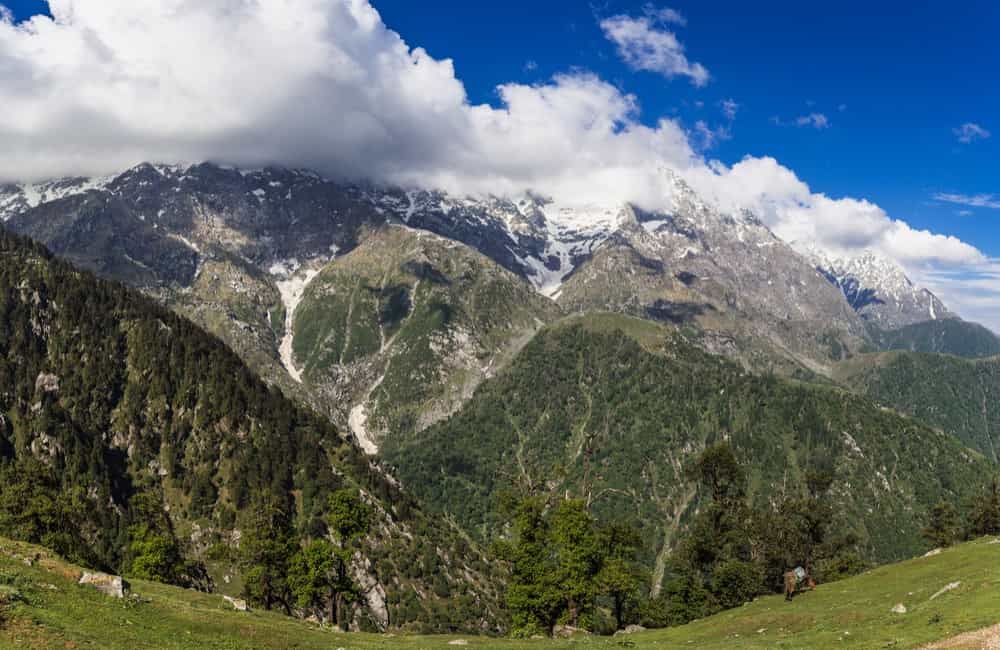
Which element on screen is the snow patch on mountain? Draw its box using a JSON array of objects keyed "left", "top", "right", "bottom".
[
  {"left": 1, "top": 175, "right": 115, "bottom": 221},
  {"left": 273, "top": 260, "right": 327, "bottom": 383},
  {"left": 802, "top": 246, "right": 950, "bottom": 328}
]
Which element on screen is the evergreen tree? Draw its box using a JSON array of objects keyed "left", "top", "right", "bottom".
[
  {"left": 968, "top": 478, "right": 1000, "bottom": 537},
  {"left": 922, "top": 500, "right": 961, "bottom": 548}
]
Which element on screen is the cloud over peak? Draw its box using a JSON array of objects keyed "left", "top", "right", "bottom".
[{"left": 0, "top": 0, "right": 986, "bottom": 301}]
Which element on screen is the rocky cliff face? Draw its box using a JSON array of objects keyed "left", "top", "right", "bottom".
[{"left": 808, "top": 249, "right": 951, "bottom": 330}]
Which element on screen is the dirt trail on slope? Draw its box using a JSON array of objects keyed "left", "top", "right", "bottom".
[{"left": 921, "top": 623, "right": 1000, "bottom": 649}]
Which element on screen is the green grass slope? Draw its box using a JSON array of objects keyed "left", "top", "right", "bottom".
[{"left": 3, "top": 535, "right": 1000, "bottom": 649}]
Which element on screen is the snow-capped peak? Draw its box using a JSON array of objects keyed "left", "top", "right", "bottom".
[{"left": 801, "top": 245, "right": 949, "bottom": 327}]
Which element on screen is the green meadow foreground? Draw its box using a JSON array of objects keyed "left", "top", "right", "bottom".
[{"left": 2, "top": 537, "right": 1000, "bottom": 649}]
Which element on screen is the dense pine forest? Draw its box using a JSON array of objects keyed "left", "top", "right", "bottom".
[{"left": 0, "top": 229, "right": 503, "bottom": 632}]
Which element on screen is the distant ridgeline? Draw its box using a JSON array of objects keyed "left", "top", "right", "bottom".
[{"left": 0, "top": 229, "right": 504, "bottom": 633}]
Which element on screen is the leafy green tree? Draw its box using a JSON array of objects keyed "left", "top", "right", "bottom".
[
  {"left": 128, "top": 525, "right": 185, "bottom": 584},
  {"left": 324, "top": 489, "right": 372, "bottom": 629},
  {"left": 595, "top": 521, "right": 645, "bottom": 630},
  {"left": 687, "top": 441, "right": 746, "bottom": 507},
  {"left": 550, "top": 499, "right": 601, "bottom": 627},
  {"left": 498, "top": 496, "right": 563, "bottom": 637},
  {"left": 240, "top": 494, "right": 297, "bottom": 613},
  {"left": 289, "top": 540, "right": 337, "bottom": 622},
  {"left": 123, "top": 490, "right": 188, "bottom": 586},
  {"left": 0, "top": 461, "right": 94, "bottom": 567},
  {"left": 922, "top": 500, "right": 961, "bottom": 548}
]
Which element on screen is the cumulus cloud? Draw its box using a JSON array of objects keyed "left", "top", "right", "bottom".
[
  {"left": 685, "top": 156, "right": 984, "bottom": 269},
  {"left": 953, "top": 122, "right": 990, "bottom": 144},
  {"left": 599, "top": 13, "right": 709, "bottom": 86},
  {"left": 935, "top": 193, "right": 1000, "bottom": 209},
  {"left": 0, "top": 0, "right": 989, "bottom": 320}
]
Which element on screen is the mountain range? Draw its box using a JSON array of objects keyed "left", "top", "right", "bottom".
[
  {"left": 4, "top": 162, "right": 995, "bottom": 453},
  {"left": 3, "top": 161, "right": 1000, "bottom": 630}
]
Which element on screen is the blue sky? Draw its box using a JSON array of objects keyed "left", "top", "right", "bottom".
[
  {"left": 371, "top": 0, "right": 999, "bottom": 256},
  {"left": 2, "top": 0, "right": 998, "bottom": 325}
]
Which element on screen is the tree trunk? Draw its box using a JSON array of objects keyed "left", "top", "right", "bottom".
[
  {"left": 614, "top": 594, "right": 624, "bottom": 630},
  {"left": 328, "top": 587, "right": 336, "bottom": 627},
  {"left": 335, "top": 593, "right": 347, "bottom": 631},
  {"left": 568, "top": 598, "right": 578, "bottom": 627}
]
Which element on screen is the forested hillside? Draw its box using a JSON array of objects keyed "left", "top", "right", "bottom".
[
  {"left": 838, "top": 351, "right": 1000, "bottom": 461},
  {"left": 867, "top": 319, "right": 1000, "bottom": 359},
  {"left": 385, "top": 314, "right": 993, "bottom": 588},
  {"left": 0, "top": 229, "right": 503, "bottom": 632}
]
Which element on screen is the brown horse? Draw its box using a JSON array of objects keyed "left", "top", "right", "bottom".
[{"left": 783, "top": 570, "right": 816, "bottom": 601}]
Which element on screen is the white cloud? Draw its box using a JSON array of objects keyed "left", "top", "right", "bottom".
[
  {"left": 599, "top": 13, "right": 709, "bottom": 86},
  {"left": 642, "top": 4, "right": 687, "bottom": 26},
  {"left": 0, "top": 0, "right": 991, "bottom": 325},
  {"left": 691, "top": 120, "right": 730, "bottom": 151},
  {"left": 915, "top": 263, "right": 1000, "bottom": 332},
  {"left": 685, "top": 156, "right": 985, "bottom": 269},
  {"left": 953, "top": 122, "right": 990, "bottom": 144},
  {"left": 935, "top": 193, "right": 1000, "bottom": 209},
  {"left": 720, "top": 98, "right": 738, "bottom": 120},
  {"left": 0, "top": 5, "right": 12, "bottom": 24},
  {"left": 796, "top": 113, "right": 830, "bottom": 129},
  {"left": 523, "top": 60, "right": 538, "bottom": 72}
]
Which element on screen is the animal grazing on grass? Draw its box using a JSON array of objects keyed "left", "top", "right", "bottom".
[{"left": 784, "top": 567, "right": 816, "bottom": 601}]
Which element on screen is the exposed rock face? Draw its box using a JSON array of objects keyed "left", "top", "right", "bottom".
[
  {"left": 350, "top": 553, "right": 388, "bottom": 631},
  {"left": 79, "top": 571, "right": 129, "bottom": 598},
  {"left": 807, "top": 249, "right": 950, "bottom": 329}
]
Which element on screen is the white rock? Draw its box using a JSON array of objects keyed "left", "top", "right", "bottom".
[
  {"left": 930, "top": 581, "right": 961, "bottom": 600},
  {"left": 223, "top": 595, "right": 249, "bottom": 611},
  {"left": 79, "top": 571, "right": 128, "bottom": 598},
  {"left": 891, "top": 603, "right": 907, "bottom": 614},
  {"left": 923, "top": 548, "right": 942, "bottom": 557},
  {"left": 448, "top": 640, "right": 469, "bottom": 646}
]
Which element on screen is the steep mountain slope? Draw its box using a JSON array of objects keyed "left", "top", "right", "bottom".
[
  {"left": 836, "top": 351, "right": 1000, "bottom": 461},
  {"left": 0, "top": 229, "right": 503, "bottom": 631},
  {"left": 286, "top": 225, "right": 560, "bottom": 451},
  {"left": 384, "top": 314, "right": 990, "bottom": 587}
]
